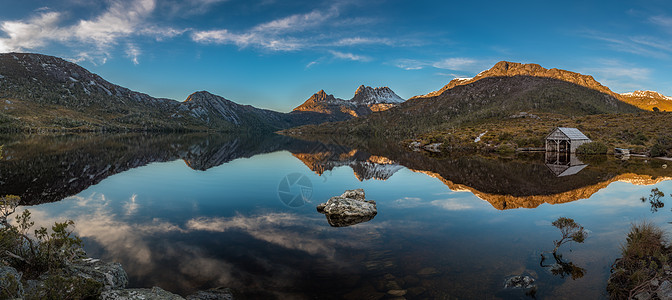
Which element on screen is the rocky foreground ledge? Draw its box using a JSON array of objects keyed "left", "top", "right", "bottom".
[{"left": 0, "top": 257, "right": 234, "bottom": 299}]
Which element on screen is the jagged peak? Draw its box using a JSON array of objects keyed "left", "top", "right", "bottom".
[
  {"left": 351, "top": 85, "right": 404, "bottom": 104},
  {"left": 309, "top": 89, "right": 340, "bottom": 101}
]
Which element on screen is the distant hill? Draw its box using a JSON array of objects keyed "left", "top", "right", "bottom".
[
  {"left": 292, "top": 85, "right": 405, "bottom": 121},
  {"left": 414, "top": 60, "right": 671, "bottom": 112},
  {"left": 0, "top": 53, "right": 337, "bottom": 132},
  {"left": 413, "top": 61, "right": 617, "bottom": 99}
]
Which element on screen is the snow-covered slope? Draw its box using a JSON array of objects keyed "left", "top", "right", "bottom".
[{"left": 620, "top": 90, "right": 672, "bottom": 101}]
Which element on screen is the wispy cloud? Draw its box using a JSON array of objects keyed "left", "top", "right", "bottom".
[
  {"left": 333, "top": 37, "right": 393, "bottom": 46},
  {"left": 649, "top": 15, "right": 672, "bottom": 31},
  {"left": 430, "top": 198, "right": 474, "bottom": 210},
  {"left": 393, "top": 57, "right": 485, "bottom": 73},
  {"left": 581, "top": 59, "right": 653, "bottom": 92},
  {"left": 431, "top": 57, "right": 477, "bottom": 70},
  {"left": 329, "top": 50, "right": 370, "bottom": 62},
  {"left": 579, "top": 30, "right": 672, "bottom": 59},
  {"left": 192, "top": 5, "right": 340, "bottom": 51},
  {"left": 0, "top": 0, "right": 181, "bottom": 64},
  {"left": 160, "top": 0, "right": 231, "bottom": 16},
  {"left": 126, "top": 44, "right": 141, "bottom": 65},
  {"left": 394, "top": 59, "right": 426, "bottom": 70}
]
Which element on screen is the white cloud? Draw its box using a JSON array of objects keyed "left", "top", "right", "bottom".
[
  {"left": 430, "top": 198, "right": 474, "bottom": 210},
  {"left": 126, "top": 44, "right": 141, "bottom": 65},
  {"left": 329, "top": 50, "right": 370, "bottom": 61},
  {"left": 432, "top": 57, "right": 477, "bottom": 70},
  {"left": 581, "top": 59, "right": 653, "bottom": 93},
  {"left": 160, "top": 0, "right": 231, "bottom": 17},
  {"left": 0, "top": 0, "right": 181, "bottom": 64},
  {"left": 191, "top": 6, "right": 340, "bottom": 51},
  {"left": 649, "top": 15, "right": 672, "bottom": 30},
  {"left": 305, "top": 61, "right": 318, "bottom": 68},
  {"left": 0, "top": 12, "right": 65, "bottom": 52},
  {"left": 72, "top": 0, "right": 155, "bottom": 47},
  {"left": 333, "top": 37, "right": 393, "bottom": 46},
  {"left": 579, "top": 30, "right": 672, "bottom": 59},
  {"left": 393, "top": 57, "right": 482, "bottom": 72},
  {"left": 394, "top": 59, "right": 426, "bottom": 70},
  {"left": 393, "top": 197, "right": 423, "bottom": 208}
]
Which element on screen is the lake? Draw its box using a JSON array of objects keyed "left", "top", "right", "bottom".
[{"left": 1, "top": 133, "right": 671, "bottom": 299}]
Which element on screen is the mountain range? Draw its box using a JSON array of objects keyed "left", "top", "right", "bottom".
[
  {"left": 0, "top": 53, "right": 404, "bottom": 132},
  {"left": 0, "top": 53, "right": 670, "bottom": 133}
]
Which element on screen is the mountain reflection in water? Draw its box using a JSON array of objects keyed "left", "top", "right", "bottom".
[{"left": 1, "top": 133, "right": 671, "bottom": 298}]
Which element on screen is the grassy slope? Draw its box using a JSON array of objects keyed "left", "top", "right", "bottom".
[{"left": 413, "top": 111, "right": 672, "bottom": 154}]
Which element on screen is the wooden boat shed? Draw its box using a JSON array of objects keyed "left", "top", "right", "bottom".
[{"left": 545, "top": 127, "right": 592, "bottom": 153}]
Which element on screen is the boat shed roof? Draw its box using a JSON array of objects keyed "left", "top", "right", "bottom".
[{"left": 547, "top": 127, "right": 591, "bottom": 141}]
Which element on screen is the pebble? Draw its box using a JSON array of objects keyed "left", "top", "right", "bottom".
[
  {"left": 387, "top": 289, "right": 407, "bottom": 297},
  {"left": 417, "top": 267, "right": 440, "bottom": 277}
]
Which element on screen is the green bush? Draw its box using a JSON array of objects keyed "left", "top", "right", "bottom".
[
  {"left": 650, "top": 134, "right": 672, "bottom": 157},
  {"left": 608, "top": 222, "right": 669, "bottom": 299},
  {"left": 576, "top": 141, "right": 608, "bottom": 154},
  {"left": 0, "top": 196, "right": 85, "bottom": 279},
  {"left": 495, "top": 144, "right": 516, "bottom": 153}
]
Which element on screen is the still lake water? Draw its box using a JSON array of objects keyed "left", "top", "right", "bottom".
[{"left": 1, "top": 133, "right": 672, "bottom": 299}]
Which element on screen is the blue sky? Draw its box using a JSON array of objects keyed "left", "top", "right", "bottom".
[{"left": 1, "top": 0, "right": 672, "bottom": 112}]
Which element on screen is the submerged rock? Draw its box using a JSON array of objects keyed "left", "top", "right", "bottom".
[
  {"left": 317, "top": 189, "right": 377, "bottom": 227},
  {"left": 186, "top": 287, "right": 235, "bottom": 300},
  {"left": 416, "top": 267, "right": 440, "bottom": 278},
  {"left": 101, "top": 286, "right": 184, "bottom": 300},
  {"left": 503, "top": 275, "right": 536, "bottom": 289}
]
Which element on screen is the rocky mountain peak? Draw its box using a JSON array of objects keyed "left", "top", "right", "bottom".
[
  {"left": 185, "top": 91, "right": 220, "bottom": 102},
  {"left": 413, "top": 61, "right": 615, "bottom": 99},
  {"left": 351, "top": 85, "right": 404, "bottom": 105},
  {"left": 306, "top": 90, "right": 343, "bottom": 104}
]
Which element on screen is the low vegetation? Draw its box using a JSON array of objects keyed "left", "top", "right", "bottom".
[
  {"left": 608, "top": 222, "right": 672, "bottom": 299},
  {"left": 576, "top": 141, "right": 608, "bottom": 154},
  {"left": 290, "top": 109, "right": 672, "bottom": 157},
  {"left": 0, "top": 195, "right": 101, "bottom": 298},
  {"left": 406, "top": 112, "right": 672, "bottom": 156},
  {"left": 651, "top": 134, "right": 672, "bottom": 157}
]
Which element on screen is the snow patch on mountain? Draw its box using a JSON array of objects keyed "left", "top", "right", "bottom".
[
  {"left": 351, "top": 85, "right": 405, "bottom": 105},
  {"left": 621, "top": 90, "right": 672, "bottom": 101}
]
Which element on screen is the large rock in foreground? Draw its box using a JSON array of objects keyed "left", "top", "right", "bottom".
[
  {"left": 317, "top": 189, "right": 377, "bottom": 227},
  {"left": 66, "top": 258, "right": 129, "bottom": 290}
]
